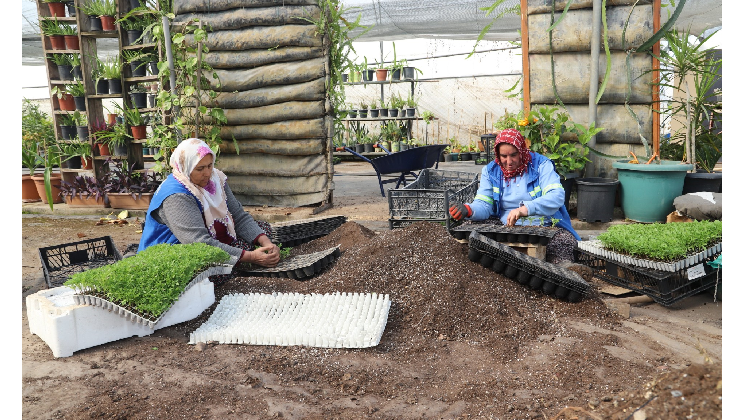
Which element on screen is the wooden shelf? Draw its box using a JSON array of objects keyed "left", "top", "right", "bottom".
[
  {"left": 80, "top": 31, "right": 118, "bottom": 38},
  {"left": 124, "top": 75, "right": 159, "bottom": 83},
  {"left": 41, "top": 16, "right": 76, "bottom": 23},
  {"left": 46, "top": 48, "right": 80, "bottom": 54},
  {"left": 53, "top": 110, "right": 86, "bottom": 115},
  {"left": 342, "top": 116, "right": 427, "bottom": 122},
  {"left": 88, "top": 93, "right": 124, "bottom": 99},
  {"left": 122, "top": 42, "right": 157, "bottom": 50}
]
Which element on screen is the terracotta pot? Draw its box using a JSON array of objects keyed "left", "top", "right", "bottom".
[
  {"left": 31, "top": 174, "right": 64, "bottom": 204},
  {"left": 107, "top": 114, "right": 118, "bottom": 125},
  {"left": 100, "top": 15, "right": 116, "bottom": 31},
  {"left": 375, "top": 69, "right": 388, "bottom": 81},
  {"left": 49, "top": 35, "right": 65, "bottom": 50},
  {"left": 48, "top": 2, "right": 66, "bottom": 17},
  {"left": 130, "top": 125, "right": 147, "bottom": 139},
  {"left": 82, "top": 157, "right": 93, "bottom": 170},
  {"left": 64, "top": 35, "right": 80, "bottom": 50},
  {"left": 65, "top": 194, "right": 108, "bottom": 208},
  {"left": 107, "top": 192, "right": 153, "bottom": 210},
  {"left": 96, "top": 143, "right": 111, "bottom": 156},
  {"left": 58, "top": 93, "right": 76, "bottom": 111},
  {"left": 22, "top": 175, "right": 41, "bottom": 202}
]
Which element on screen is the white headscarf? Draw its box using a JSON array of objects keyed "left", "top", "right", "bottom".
[{"left": 170, "top": 138, "right": 236, "bottom": 242}]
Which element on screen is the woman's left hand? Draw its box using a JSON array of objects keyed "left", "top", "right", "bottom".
[
  {"left": 257, "top": 236, "right": 279, "bottom": 255},
  {"left": 506, "top": 205, "right": 529, "bottom": 226}
]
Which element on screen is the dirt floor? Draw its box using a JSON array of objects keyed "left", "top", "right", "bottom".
[{"left": 21, "top": 207, "right": 723, "bottom": 419}]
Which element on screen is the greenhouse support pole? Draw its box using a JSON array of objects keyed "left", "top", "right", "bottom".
[
  {"left": 652, "top": 0, "right": 661, "bottom": 157},
  {"left": 162, "top": 15, "right": 181, "bottom": 144},
  {"left": 587, "top": 0, "right": 602, "bottom": 147},
  {"left": 521, "top": 0, "right": 530, "bottom": 114}
]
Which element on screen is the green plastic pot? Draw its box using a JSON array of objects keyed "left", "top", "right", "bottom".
[{"left": 612, "top": 160, "right": 693, "bottom": 223}]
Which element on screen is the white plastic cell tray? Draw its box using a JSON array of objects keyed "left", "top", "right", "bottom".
[{"left": 577, "top": 240, "right": 722, "bottom": 272}]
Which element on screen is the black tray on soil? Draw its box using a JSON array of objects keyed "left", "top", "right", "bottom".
[
  {"left": 575, "top": 248, "right": 721, "bottom": 306},
  {"left": 452, "top": 224, "right": 559, "bottom": 245},
  {"left": 235, "top": 246, "right": 341, "bottom": 281},
  {"left": 271, "top": 216, "right": 347, "bottom": 247},
  {"left": 39, "top": 236, "right": 123, "bottom": 288},
  {"left": 468, "top": 231, "right": 591, "bottom": 302}
]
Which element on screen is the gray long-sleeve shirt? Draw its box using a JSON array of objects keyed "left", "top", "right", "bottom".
[{"left": 151, "top": 183, "right": 265, "bottom": 265}]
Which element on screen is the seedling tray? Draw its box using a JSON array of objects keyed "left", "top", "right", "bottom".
[
  {"left": 39, "top": 236, "right": 123, "bottom": 289},
  {"left": 235, "top": 246, "right": 341, "bottom": 281},
  {"left": 71, "top": 265, "right": 230, "bottom": 329},
  {"left": 468, "top": 231, "right": 591, "bottom": 302},
  {"left": 451, "top": 224, "right": 559, "bottom": 245},
  {"left": 271, "top": 216, "right": 347, "bottom": 247},
  {"left": 577, "top": 240, "right": 722, "bottom": 272},
  {"left": 575, "top": 248, "right": 721, "bottom": 306},
  {"left": 388, "top": 169, "right": 479, "bottom": 232}
]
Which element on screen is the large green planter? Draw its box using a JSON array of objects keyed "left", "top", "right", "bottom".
[{"left": 612, "top": 160, "right": 693, "bottom": 223}]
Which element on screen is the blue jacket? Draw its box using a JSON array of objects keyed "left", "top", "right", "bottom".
[
  {"left": 138, "top": 174, "right": 202, "bottom": 252},
  {"left": 467, "top": 152, "right": 580, "bottom": 240}
]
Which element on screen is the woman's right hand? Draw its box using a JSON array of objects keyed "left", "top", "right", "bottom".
[{"left": 242, "top": 247, "right": 280, "bottom": 267}]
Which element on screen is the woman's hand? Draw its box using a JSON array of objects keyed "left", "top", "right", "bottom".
[
  {"left": 506, "top": 205, "right": 529, "bottom": 226},
  {"left": 242, "top": 247, "right": 280, "bottom": 267}
]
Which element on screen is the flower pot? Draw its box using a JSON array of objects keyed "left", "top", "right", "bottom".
[
  {"left": 89, "top": 16, "right": 102, "bottom": 31},
  {"left": 58, "top": 93, "right": 76, "bottom": 111},
  {"left": 60, "top": 124, "right": 75, "bottom": 140},
  {"left": 358, "top": 110, "right": 368, "bottom": 118},
  {"left": 130, "top": 125, "right": 147, "bottom": 139},
  {"left": 130, "top": 92, "right": 147, "bottom": 108},
  {"left": 65, "top": 194, "right": 108, "bottom": 208},
  {"left": 400, "top": 143, "right": 409, "bottom": 152},
  {"left": 389, "top": 109, "right": 398, "bottom": 118},
  {"left": 108, "top": 192, "right": 153, "bottom": 210},
  {"left": 400, "top": 109, "right": 406, "bottom": 118},
  {"left": 107, "top": 113, "right": 117, "bottom": 125},
  {"left": 575, "top": 177, "right": 619, "bottom": 223},
  {"left": 375, "top": 69, "right": 388, "bottom": 81},
  {"left": 64, "top": 156, "right": 82, "bottom": 169},
  {"left": 402, "top": 66, "right": 416, "bottom": 80},
  {"left": 108, "top": 78, "right": 122, "bottom": 94},
  {"left": 390, "top": 141, "right": 400, "bottom": 153},
  {"left": 390, "top": 69, "right": 401, "bottom": 80},
  {"left": 444, "top": 153, "right": 454, "bottom": 162},
  {"left": 113, "top": 143, "right": 128, "bottom": 156},
  {"left": 96, "top": 142, "right": 110, "bottom": 156},
  {"left": 448, "top": 153, "right": 459, "bottom": 161},
  {"left": 49, "top": 35, "right": 65, "bottom": 50},
  {"left": 362, "top": 69, "right": 374, "bottom": 81},
  {"left": 127, "top": 30, "right": 143, "bottom": 45},
  {"left": 73, "top": 96, "right": 86, "bottom": 111},
  {"left": 100, "top": 15, "right": 116, "bottom": 31},
  {"left": 65, "top": 1, "right": 76, "bottom": 17},
  {"left": 81, "top": 156, "right": 93, "bottom": 170},
  {"left": 147, "top": 93, "right": 156, "bottom": 108},
  {"left": 369, "top": 109, "right": 379, "bottom": 118},
  {"left": 77, "top": 125, "right": 89, "bottom": 141},
  {"left": 406, "top": 107, "right": 416, "bottom": 117},
  {"left": 72, "top": 65, "right": 82, "bottom": 79},
  {"left": 459, "top": 152, "right": 471, "bottom": 161},
  {"left": 379, "top": 108, "right": 388, "bottom": 117},
  {"left": 148, "top": 62, "right": 159, "bottom": 75},
  {"left": 682, "top": 172, "right": 722, "bottom": 194},
  {"left": 57, "top": 64, "right": 73, "bottom": 81},
  {"left": 48, "top": 2, "right": 66, "bottom": 17},
  {"left": 612, "top": 160, "right": 693, "bottom": 223},
  {"left": 22, "top": 175, "right": 41, "bottom": 202},
  {"left": 64, "top": 35, "right": 79, "bottom": 50},
  {"left": 560, "top": 172, "right": 578, "bottom": 211},
  {"left": 142, "top": 147, "right": 150, "bottom": 155},
  {"left": 96, "top": 79, "right": 109, "bottom": 94},
  {"left": 130, "top": 61, "right": 147, "bottom": 77},
  {"left": 341, "top": 73, "right": 348, "bottom": 82},
  {"left": 347, "top": 110, "right": 357, "bottom": 118}
]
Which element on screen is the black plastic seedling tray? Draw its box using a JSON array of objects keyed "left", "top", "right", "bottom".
[
  {"left": 575, "top": 248, "right": 721, "bottom": 306},
  {"left": 272, "top": 216, "right": 347, "bottom": 247},
  {"left": 236, "top": 246, "right": 341, "bottom": 281},
  {"left": 451, "top": 224, "right": 559, "bottom": 245},
  {"left": 38, "top": 236, "right": 123, "bottom": 288},
  {"left": 468, "top": 231, "right": 591, "bottom": 302}
]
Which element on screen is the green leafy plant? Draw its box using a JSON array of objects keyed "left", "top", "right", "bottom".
[
  {"left": 64, "top": 243, "right": 230, "bottom": 318},
  {"left": 59, "top": 175, "right": 107, "bottom": 202},
  {"left": 22, "top": 100, "right": 55, "bottom": 176},
  {"left": 99, "top": 55, "right": 122, "bottom": 79},
  {"left": 95, "top": 121, "right": 128, "bottom": 148},
  {"left": 79, "top": 0, "right": 115, "bottom": 17},
  {"left": 57, "top": 22, "right": 77, "bottom": 36},
  {"left": 40, "top": 17, "right": 64, "bottom": 36},
  {"left": 405, "top": 94, "right": 417, "bottom": 108},
  {"left": 388, "top": 93, "right": 404, "bottom": 110},
  {"left": 421, "top": 110, "right": 434, "bottom": 125},
  {"left": 66, "top": 80, "right": 85, "bottom": 97},
  {"left": 59, "top": 113, "right": 76, "bottom": 126},
  {"left": 59, "top": 139, "right": 93, "bottom": 164},
  {"left": 47, "top": 53, "right": 74, "bottom": 66},
  {"left": 597, "top": 221, "right": 722, "bottom": 261}
]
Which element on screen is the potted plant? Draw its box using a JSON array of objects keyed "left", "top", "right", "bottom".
[
  {"left": 47, "top": 53, "right": 74, "bottom": 81},
  {"left": 42, "top": 0, "right": 67, "bottom": 17},
  {"left": 40, "top": 18, "right": 65, "bottom": 50},
  {"left": 89, "top": 118, "right": 112, "bottom": 156},
  {"left": 57, "top": 113, "right": 75, "bottom": 140},
  {"left": 22, "top": 100, "right": 55, "bottom": 202},
  {"left": 388, "top": 93, "right": 403, "bottom": 118},
  {"left": 91, "top": 61, "right": 108, "bottom": 94},
  {"left": 120, "top": 104, "right": 147, "bottom": 139},
  {"left": 50, "top": 86, "right": 76, "bottom": 111},
  {"left": 375, "top": 63, "right": 388, "bottom": 82},
  {"left": 60, "top": 139, "right": 93, "bottom": 170},
  {"left": 387, "top": 42, "right": 407, "bottom": 81},
  {"left": 79, "top": 0, "right": 108, "bottom": 31},
  {"left": 405, "top": 95, "right": 417, "bottom": 117},
  {"left": 358, "top": 101, "right": 368, "bottom": 118},
  {"left": 359, "top": 56, "right": 374, "bottom": 82},
  {"left": 100, "top": 55, "right": 122, "bottom": 94},
  {"left": 58, "top": 22, "right": 79, "bottom": 50},
  {"left": 402, "top": 65, "right": 422, "bottom": 80},
  {"left": 60, "top": 175, "right": 109, "bottom": 207},
  {"left": 378, "top": 99, "right": 389, "bottom": 118},
  {"left": 66, "top": 80, "right": 86, "bottom": 111},
  {"left": 122, "top": 50, "right": 151, "bottom": 78},
  {"left": 96, "top": 0, "right": 117, "bottom": 31},
  {"left": 69, "top": 53, "right": 83, "bottom": 79},
  {"left": 96, "top": 121, "right": 129, "bottom": 156},
  {"left": 29, "top": 126, "right": 64, "bottom": 207},
  {"left": 128, "top": 83, "right": 148, "bottom": 108},
  {"left": 104, "top": 158, "right": 161, "bottom": 210},
  {"left": 369, "top": 100, "right": 380, "bottom": 118}
]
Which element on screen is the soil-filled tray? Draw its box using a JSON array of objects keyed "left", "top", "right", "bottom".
[
  {"left": 236, "top": 246, "right": 341, "bottom": 281},
  {"left": 71, "top": 265, "right": 230, "bottom": 329},
  {"left": 271, "top": 216, "right": 347, "bottom": 247},
  {"left": 577, "top": 240, "right": 722, "bottom": 273},
  {"left": 451, "top": 224, "right": 559, "bottom": 245},
  {"left": 468, "top": 231, "right": 591, "bottom": 302},
  {"left": 575, "top": 248, "right": 721, "bottom": 306}
]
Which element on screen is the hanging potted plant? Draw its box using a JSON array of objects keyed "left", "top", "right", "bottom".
[
  {"left": 58, "top": 22, "right": 80, "bottom": 50},
  {"left": 90, "top": 118, "right": 112, "bottom": 156},
  {"left": 42, "top": 0, "right": 67, "bottom": 17},
  {"left": 66, "top": 80, "right": 86, "bottom": 111},
  {"left": 100, "top": 55, "right": 122, "bottom": 94},
  {"left": 47, "top": 53, "right": 74, "bottom": 81},
  {"left": 128, "top": 83, "right": 148, "bottom": 108},
  {"left": 60, "top": 175, "right": 109, "bottom": 208},
  {"left": 40, "top": 18, "right": 65, "bottom": 51},
  {"left": 51, "top": 86, "right": 76, "bottom": 111}
]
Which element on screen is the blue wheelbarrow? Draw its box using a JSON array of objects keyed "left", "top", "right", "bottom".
[{"left": 344, "top": 144, "right": 449, "bottom": 197}]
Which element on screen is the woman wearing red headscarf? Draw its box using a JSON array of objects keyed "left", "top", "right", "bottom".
[{"left": 449, "top": 128, "right": 583, "bottom": 266}]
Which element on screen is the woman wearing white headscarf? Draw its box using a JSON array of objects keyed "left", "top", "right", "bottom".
[{"left": 138, "top": 138, "right": 280, "bottom": 269}]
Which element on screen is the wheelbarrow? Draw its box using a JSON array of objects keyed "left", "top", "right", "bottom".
[{"left": 344, "top": 144, "right": 450, "bottom": 197}]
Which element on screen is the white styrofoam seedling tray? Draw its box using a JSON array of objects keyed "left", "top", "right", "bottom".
[{"left": 26, "top": 267, "right": 231, "bottom": 358}]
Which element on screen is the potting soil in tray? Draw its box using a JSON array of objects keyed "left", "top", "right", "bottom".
[
  {"left": 72, "top": 265, "right": 230, "bottom": 329},
  {"left": 451, "top": 223, "right": 559, "bottom": 245},
  {"left": 467, "top": 231, "right": 591, "bottom": 302},
  {"left": 235, "top": 246, "right": 341, "bottom": 280},
  {"left": 576, "top": 240, "right": 722, "bottom": 272},
  {"left": 189, "top": 291, "right": 391, "bottom": 348},
  {"left": 271, "top": 216, "right": 347, "bottom": 247}
]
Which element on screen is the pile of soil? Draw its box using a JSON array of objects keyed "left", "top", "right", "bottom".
[{"left": 22, "top": 219, "right": 722, "bottom": 419}]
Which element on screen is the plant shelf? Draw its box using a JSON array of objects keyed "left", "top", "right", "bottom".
[
  {"left": 122, "top": 42, "right": 158, "bottom": 50},
  {"left": 80, "top": 31, "right": 119, "bottom": 38},
  {"left": 88, "top": 94, "right": 124, "bottom": 99},
  {"left": 124, "top": 75, "right": 159, "bottom": 83}
]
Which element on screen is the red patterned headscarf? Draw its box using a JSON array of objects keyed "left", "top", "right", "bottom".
[{"left": 494, "top": 128, "right": 532, "bottom": 182}]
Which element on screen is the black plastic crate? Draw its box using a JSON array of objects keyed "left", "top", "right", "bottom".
[
  {"left": 575, "top": 248, "right": 721, "bottom": 306},
  {"left": 38, "top": 236, "right": 122, "bottom": 288},
  {"left": 387, "top": 169, "right": 479, "bottom": 232}
]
